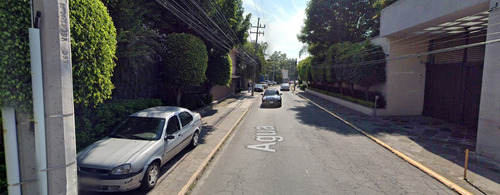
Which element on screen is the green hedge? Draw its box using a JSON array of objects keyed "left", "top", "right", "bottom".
[
  {"left": 0, "top": 118, "right": 5, "bottom": 193},
  {"left": 308, "top": 87, "right": 377, "bottom": 108},
  {"left": 75, "top": 99, "right": 162, "bottom": 151}
]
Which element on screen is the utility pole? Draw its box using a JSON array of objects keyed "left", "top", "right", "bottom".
[
  {"left": 250, "top": 17, "right": 265, "bottom": 96},
  {"left": 32, "top": 0, "right": 78, "bottom": 194}
]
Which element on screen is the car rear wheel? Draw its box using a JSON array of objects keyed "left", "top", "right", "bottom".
[
  {"left": 190, "top": 131, "right": 199, "bottom": 148},
  {"left": 141, "top": 162, "right": 159, "bottom": 190}
]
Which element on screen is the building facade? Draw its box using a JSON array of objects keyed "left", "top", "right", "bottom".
[{"left": 379, "top": 0, "right": 500, "bottom": 161}]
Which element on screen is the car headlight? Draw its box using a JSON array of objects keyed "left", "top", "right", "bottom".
[
  {"left": 277, "top": 97, "right": 281, "bottom": 100},
  {"left": 110, "top": 164, "right": 131, "bottom": 175},
  {"left": 263, "top": 97, "right": 267, "bottom": 101}
]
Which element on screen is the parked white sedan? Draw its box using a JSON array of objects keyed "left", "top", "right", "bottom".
[{"left": 77, "top": 106, "right": 202, "bottom": 192}]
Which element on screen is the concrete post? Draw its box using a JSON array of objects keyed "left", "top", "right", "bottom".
[
  {"left": 476, "top": 0, "right": 500, "bottom": 161},
  {"left": 32, "top": 0, "right": 78, "bottom": 194}
]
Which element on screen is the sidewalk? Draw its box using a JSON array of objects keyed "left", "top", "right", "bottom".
[
  {"left": 296, "top": 88, "right": 500, "bottom": 195},
  {"left": 148, "top": 92, "right": 256, "bottom": 195}
]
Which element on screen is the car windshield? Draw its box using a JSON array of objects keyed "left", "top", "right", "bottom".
[
  {"left": 282, "top": 84, "right": 289, "bottom": 87},
  {"left": 264, "top": 90, "right": 278, "bottom": 96},
  {"left": 255, "top": 84, "right": 263, "bottom": 88},
  {"left": 109, "top": 116, "right": 165, "bottom": 140}
]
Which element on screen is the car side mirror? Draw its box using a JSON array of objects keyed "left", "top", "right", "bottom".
[
  {"left": 165, "top": 135, "right": 175, "bottom": 140},
  {"left": 261, "top": 94, "right": 263, "bottom": 96},
  {"left": 280, "top": 93, "right": 283, "bottom": 95}
]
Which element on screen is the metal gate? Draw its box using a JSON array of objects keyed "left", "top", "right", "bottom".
[{"left": 423, "top": 30, "right": 485, "bottom": 128}]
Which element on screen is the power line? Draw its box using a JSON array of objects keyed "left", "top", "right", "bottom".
[{"left": 154, "top": 0, "right": 258, "bottom": 66}]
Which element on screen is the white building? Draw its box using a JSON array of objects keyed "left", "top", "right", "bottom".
[{"left": 378, "top": 0, "right": 500, "bottom": 161}]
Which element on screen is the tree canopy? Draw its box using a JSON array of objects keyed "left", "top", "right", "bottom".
[
  {"left": 163, "top": 33, "right": 208, "bottom": 105},
  {"left": 297, "top": 0, "right": 380, "bottom": 57}
]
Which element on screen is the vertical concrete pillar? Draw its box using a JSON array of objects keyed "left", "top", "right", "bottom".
[
  {"left": 477, "top": 0, "right": 500, "bottom": 161},
  {"left": 32, "top": 0, "right": 77, "bottom": 194},
  {"left": 16, "top": 113, "right": 38, "bottom": 194}
]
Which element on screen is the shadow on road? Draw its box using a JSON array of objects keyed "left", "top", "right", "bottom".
[{"left": 295, "top": 91, "right": 500, "bottom": 186}]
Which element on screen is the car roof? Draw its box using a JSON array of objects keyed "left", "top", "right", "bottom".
[{"left": 130, "top": 106, "right": 186, "bottom": 118}]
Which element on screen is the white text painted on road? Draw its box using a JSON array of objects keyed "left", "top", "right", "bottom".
[{"left": 246, "top": 126, "right": 283, "bottom": 152}]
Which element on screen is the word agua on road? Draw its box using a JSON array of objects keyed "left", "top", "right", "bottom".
[{"left": 246, "top": 126, "right": 283, "bottom": 152}]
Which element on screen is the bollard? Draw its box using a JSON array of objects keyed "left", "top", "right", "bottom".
[{"left": 464, "top": 149, "right": 469, "bottom": 180}]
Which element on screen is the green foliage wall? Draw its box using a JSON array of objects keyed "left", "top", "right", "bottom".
[
  {"left": 206, "top": 53, "right": 232, "bottom": 86},
  {"left": 0, "top": 0, "right": 117, "bottom": 111},
  {"left": 75, "top": 99, "right": 162, "bottom": 151},
  {"left": 0, "top": 0, "right": 32, "bottom": 112},
  {"left": 163, "top": 33, "right": 208, "bottom": 88},
  {"left": 298, "top": 57, "right": 313, "bottom": 82},
  {"left": 70, "top": 0, "right": 117, "bottom": 106}
]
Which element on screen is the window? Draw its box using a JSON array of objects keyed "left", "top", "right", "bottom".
[
  {"left": 110, "top": 117, "right": 165, "bottom": 140},
  {"left": 166, "top": 115, "right": 181, "bottom": 135},
  {"left": 178, "top": 111, "right": 193, "bottom": 127}
]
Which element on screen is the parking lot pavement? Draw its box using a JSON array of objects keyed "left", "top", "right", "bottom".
[{"left": 297, "top": 88, "right": 500, "bottom": 195}]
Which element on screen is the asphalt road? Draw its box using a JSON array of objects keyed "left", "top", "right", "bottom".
[{"left": 191, "top": 87, "right": 456, "bottom": 195}]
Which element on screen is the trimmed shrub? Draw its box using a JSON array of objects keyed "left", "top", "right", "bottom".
[
  {"left": 75, "top": 99, "right": 162, "bottom": 151},
  {"left": 308, "top": 87, "right": 386, "bottom": 108},
  {"left": 70, "top": 0, "right": 117, "bottom": 107},
  {"left": 206, "top": 53, "right": 232, "bottom": 86},
  {"left": 0, "top": 117, "right": 5, "bottom": 193},
  {"left": 162, "top": 33, "right": 208, "bottom": 105},
  {"left": 0, "top": 0, "right": 32, "bottom": 112},
  {"left": 0, "top": 0, "right": 117, "bottom": 111}
]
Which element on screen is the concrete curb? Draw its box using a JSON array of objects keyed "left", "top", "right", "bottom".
[
  {"left": 178, "top": 96, "right": 256, "bottom": 195},
  {"left": 297, "top": 93, "right": 473, "bottom": 195}
]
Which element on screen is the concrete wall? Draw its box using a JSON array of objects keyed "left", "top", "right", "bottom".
[
  {"left": 381, "top": 0, "right": 489, "bottom": 37},
  {"left": 477, "top": 0, "right": 500, "bottom": 161},
  {"left": 211, "top": 81, "right": 236, "bottom": 101},
  {"left": 378, "top": 37, "right": 428, "bottom": 116}
]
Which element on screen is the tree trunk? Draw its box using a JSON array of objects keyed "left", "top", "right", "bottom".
[
  {"left": 349, "top": 83, "right": 354, "bottom": 96},
  {"left": 364, "top": 86, "right": 370, "bottom": 102},
  {"left": 175, "top": 88, "right": 182, "bottom": 106},
  {"left": 339, "top": 82, "right": 343, "bottom": 96}
]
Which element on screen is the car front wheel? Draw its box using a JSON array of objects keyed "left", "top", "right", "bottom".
[
  {"left": 141, "top": 162, "right": 159, "bottom": 190},
  {"left": 190, "top": 131, "right": 199, "bottom": 148}
]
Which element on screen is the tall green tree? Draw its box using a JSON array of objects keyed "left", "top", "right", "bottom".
[
  {"left": 203, "top": 0, "right": 251, "bottom": 93},
  {"left": 102, "top": 0, "right": 162, "bottom": 99},
  {"left": 297, "top": 0, "right": 379, "bottom": 57},
  {"left": 162, "top": 33, "right": 208, "bottom": 106},
  {"left": 298, "top": 57, "right": 313, "bottom": 82}
]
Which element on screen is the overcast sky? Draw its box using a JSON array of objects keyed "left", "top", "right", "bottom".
[{"left": 242, "top": 0, "right": 309, "bottom": 61}]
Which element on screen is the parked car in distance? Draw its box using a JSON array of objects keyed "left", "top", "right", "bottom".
[
  {"left": 280, "top": 83, "right": 290, "bottom": 91},
  {"left": 77, "top": 106, "right": 202, "bottom": 192},
  {"left": 261, "top": 89, "right": 282, "bottom": 108},
  {"left": 254, "top": 84, "right": 264, "bottom": 92},
  {"left": 260, "top": 82, "right": 269, "bottom": 89}
]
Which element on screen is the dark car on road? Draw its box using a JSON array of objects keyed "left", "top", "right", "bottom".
[{"left": 261, "top": 89, "right": 282, "bottom": 108}]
